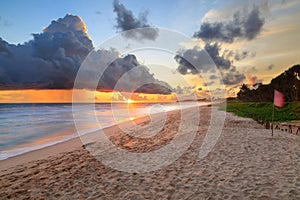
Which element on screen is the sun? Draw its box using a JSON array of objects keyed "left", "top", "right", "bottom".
[{"left": 126, "top": 99, "right": 135, "bottom": 103}]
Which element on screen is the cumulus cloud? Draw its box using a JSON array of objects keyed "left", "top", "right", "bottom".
[
  {"left": 174, "top": 48, "right": 209, "bottom": 75},
  {"left": 113, "top": 0, "right": 158, "bottom": 41},
  {"left": 0, "top": 14, "right": 171, "bottom": 94},
  {"left": 174, "top": 43, "right": 231, "bottom": 75},
  {"left": 175, "top": 4, "right": 265, "bottom": 87},
  {"left": 0, "top": 38, "right": 12, "bottom": 57},
  {"left": 204, "top": 43, "right": 232, "bottom": 69},
  {"left": 98, "top": 54, "right": 172, "bottom": 94},
  {"left": 174, "top": 43, "right": 245, "bottom": 85},
  {"left": 0, "top": 14, "right": 93, "bottom": 90},
  {"left": 194, "top": 6, "right": 265, "bottom": 43}
]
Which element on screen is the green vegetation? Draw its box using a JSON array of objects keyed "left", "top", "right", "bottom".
[
  {"left": 221, "top": 65, "right": 300, "bottom": 122},
  {"left": 237, "top": 64, "right": 300, "bottom": 102},
  {"left": 218, "top": 101, "right": 300, "bottom": 122}
]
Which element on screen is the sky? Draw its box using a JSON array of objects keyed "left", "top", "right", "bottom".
[{"left": 0, "top": 0, "right": 299, "bottom": 102}]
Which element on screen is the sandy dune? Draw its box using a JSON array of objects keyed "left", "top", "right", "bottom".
[{"left": 0, "top": 106, "right": 299, "bottom": 199}]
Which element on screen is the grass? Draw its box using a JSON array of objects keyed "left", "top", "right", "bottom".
[{"left": 218, "top": 101, "right": 300, "bottom": 122}]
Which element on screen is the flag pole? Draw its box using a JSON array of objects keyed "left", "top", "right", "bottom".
[
  {"left": 271, "top": 103, "right": 275, "bottom": 136},
  {"left": 272, "top": 89, "right": 284, "bottom": 136}
]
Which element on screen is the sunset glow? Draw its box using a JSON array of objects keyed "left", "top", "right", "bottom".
[
  {"left": 0, "top": 89, "right": 177, "bottom": 103},
  {"left": 126, "top": 99, "right": 135, "bottom": 104}
]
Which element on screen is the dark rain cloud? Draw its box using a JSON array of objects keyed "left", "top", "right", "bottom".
[
  {"left": 113, "top": 0, "right": 158, "bottom": 41},
  {"left": 194, "top": 6, "right": 265, "bottom": 43},
  {"left": 0, "top": 14, "right": 171, "bottom": 94}
]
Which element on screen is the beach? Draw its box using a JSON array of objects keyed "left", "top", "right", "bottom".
[{"left": 0, "top": 105, "right": 300, "bottom": 199}]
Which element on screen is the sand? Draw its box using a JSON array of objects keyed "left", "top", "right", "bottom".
[{"left": 0, "top": 106, "right": 300, "bottom": 199}]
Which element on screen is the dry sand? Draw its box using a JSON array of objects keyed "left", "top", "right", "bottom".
[{"left": 0, "top": 106, "right": 300, "bottom": 199}]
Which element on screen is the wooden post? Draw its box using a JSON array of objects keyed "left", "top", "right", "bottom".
[
  {"left": 266, "top": 121, "right": 270, "bottom": 129},
  {"left": 271, "top": 103, "right": 275, "bottom": 136},
  {"left": 289, "top": 124, "right": 292, "bottom": 133}
]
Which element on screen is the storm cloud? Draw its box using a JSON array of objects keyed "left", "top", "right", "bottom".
[
  {"left": 0, "top": 14, "right": 171, "bottom": 94},
  {"left": 113, "top": 0, "right": 158, "bottom": 41},
  {"left": 194, "top": 6, "right": 265, "bottom": 43}
]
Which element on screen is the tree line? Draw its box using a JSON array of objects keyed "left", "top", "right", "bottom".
[{"left": 237, "top": 64, "right": 300, "bottom": 102}]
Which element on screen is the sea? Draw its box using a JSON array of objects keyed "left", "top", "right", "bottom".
[{"left": 0, "top": 102, "right": 209, "bottom": 160}]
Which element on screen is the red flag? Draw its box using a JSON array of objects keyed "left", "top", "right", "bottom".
[{"left": 274, "top": 89, "right": 284, "bottom": 107}]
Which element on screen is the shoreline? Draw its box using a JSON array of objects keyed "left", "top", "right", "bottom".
[
  {"left": 0, "top": 102, "right": 210, "bottom": 163},
  {"left": 0, "top": 114, "right": 152, "bottom": 172}
]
